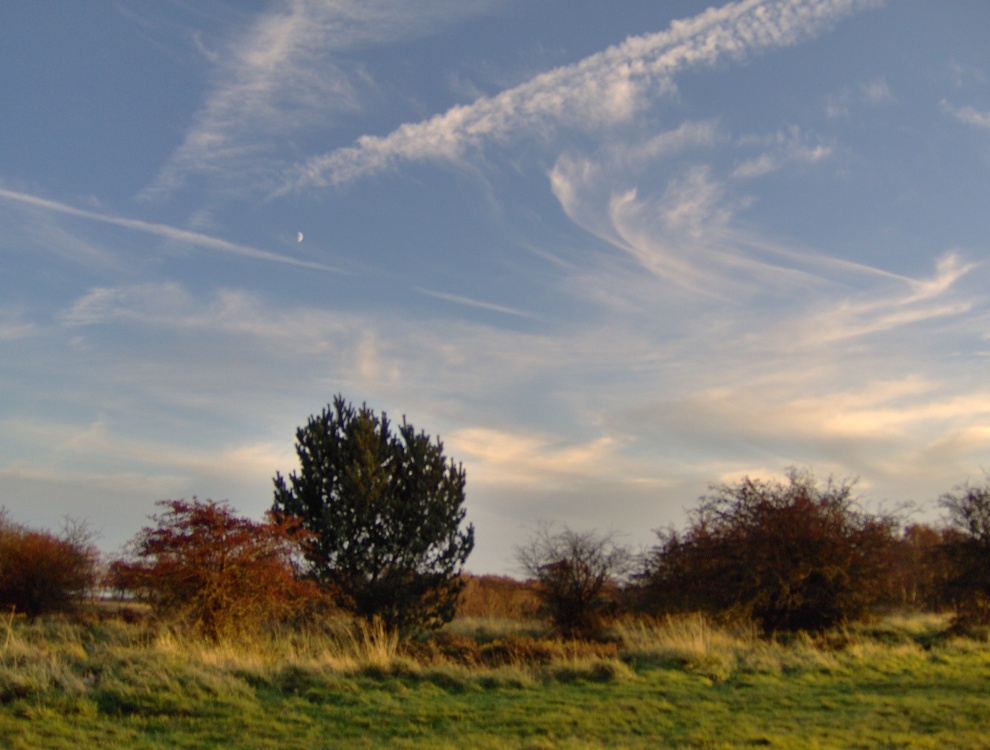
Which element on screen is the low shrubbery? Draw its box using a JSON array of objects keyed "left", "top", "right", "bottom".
[
  {"left": 637, "top": 469, "right": 899, "bottom": 635},
  {"left": 108, "top": 499, "right": 325, "bottom": 640},
  {"left": 516, "top": 524, "right": 631, "bottom": 639},
  {"left": 0, "top": 511, "right": 98, "bottom": 619},
  {"left": 8, "top": 466, "right": 990, "bottom": 644},
  {"left": 455, "top": 575, "right": 541, "bottom": 620}
]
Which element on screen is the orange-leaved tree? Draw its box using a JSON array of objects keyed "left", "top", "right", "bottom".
[
  {"left": 0, "top": 510, "right": 99, "bottom": 618},
  {"left": 110, "top": 499, "right": 322, "bottom": 639}
]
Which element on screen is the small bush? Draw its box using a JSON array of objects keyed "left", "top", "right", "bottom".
[
  {"left": 0, "top": 510, "right": 98, "bottom": 619},
  {"left": 109, "top": 499, "right": 324, "bottom": 640},
  {"left": 516, "top": 524, "right": 631, "bottom": 639}
]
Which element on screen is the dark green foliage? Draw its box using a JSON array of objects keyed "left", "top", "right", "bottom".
[
  {"left": 272, "top": 395, "right": 474, "bottom": 634},
  {"left": 638, "top": 469, "right": 898, "bottom": 636},
  {"left": 939, "top": 475, "right": 990, "bottom": 625}
]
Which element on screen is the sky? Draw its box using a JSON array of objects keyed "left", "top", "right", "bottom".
[{"left": 2, "top": 0, "right": 990, "bottom": 575}]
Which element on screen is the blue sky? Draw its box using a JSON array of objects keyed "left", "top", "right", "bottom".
[{"left": 2, "top": 0, "right": 990, "bottom": 574}]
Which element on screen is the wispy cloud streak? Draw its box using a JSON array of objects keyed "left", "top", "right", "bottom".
[
  {"left": 0, "top": 187, "right": 337, "bottom": 272},
  {"left": 286, "top": 0, "right": 879, "bottom": 190},
  {"left": 783, "top": 253, "right": 978, "bottom": 346},
  {"left": 146, "top": 0, "right": 498, "bottom": 198},
  {"left": 416, "top": 288, "right": 540, "bottom": 320}
]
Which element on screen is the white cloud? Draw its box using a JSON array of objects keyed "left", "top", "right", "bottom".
[
  {"left": 732, "top": 126, "right": 833, "bottom": 179},
  {"left": 551, "top": 149, "right": 861, "bottom": 297},
  {"left": 286, "top": 0, "right": 878, "bottom": 190},
  {"left": 0, "top": 197, "right": 124, "bottom": 270},
  {"left": 948, "top": 61, "right": 986, "bottom": 89},
  {"left": 943, "top": 101, "right": 990, "bottom": 130},
  {"left": 0, "top": 415, "right": 297, "bottom": 547},
  {"left": 779, "top": 252, "right": 977, "bottom": 346},
  {"left": 448, "top": 427, "right": 627, "bottom": 489},
  {"left": 861, "top": 75, "right": 894, "bottom": 104},
  {"left": 826, "top": 75, "right": 894, "bottom": 118},
  {"left": 0, "top": 310, "right": 37, "bottom": 341},
  {"left": 145, "top": 0, "right": 501, "bottom": 198}
]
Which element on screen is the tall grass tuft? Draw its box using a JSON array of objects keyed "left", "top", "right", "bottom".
[
  {"left": 351, "top": 617, "right": 400, "bottom": 672},
  {"left": 615, "top": 613, "right": 747, "bottom": 674},
  {"left": 0, "top": 608, "right": 981, "bottom": 710}
]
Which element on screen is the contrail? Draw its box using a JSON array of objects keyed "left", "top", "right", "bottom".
[
  {"left": 0, "top": 186, "right": 339, "bottom": 272},
  {"left": 284, "top": 0, "right": 880, "bottom": 191}
]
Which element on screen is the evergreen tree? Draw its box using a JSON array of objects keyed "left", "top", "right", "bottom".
[{"left": 273, "top": 395, "right": 474, "bottom": 633}]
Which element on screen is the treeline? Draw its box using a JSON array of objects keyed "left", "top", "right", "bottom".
[
  {"left": 522, "top": 468, "right": 990, "bottom": 639},
  {"left": 2, "top": 396, "right": 989, "bottom": 642}
]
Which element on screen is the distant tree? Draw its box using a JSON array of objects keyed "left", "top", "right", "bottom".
[
  {"left": 638, "top": 469, "right": 898, "bottom": 636},
  {"left": 272, "top": 396, "right": 474, "bottom": 634},
  {"left": 0, "top": 510, "right": 98, "bottom": 619},
  {"left": 885, "top": 523, "right": 955, "bottom": 611},
  {"left": 109, "top": 499, "right": 321, "bottom": 639},
  {"left": 939, "top": 475, "right": 990, "bottom": 625},
  {"left": 516, "top": 524, "right": 631, "bottom": 639}
]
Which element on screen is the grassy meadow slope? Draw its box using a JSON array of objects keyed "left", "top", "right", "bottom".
[{"left": 2, "top": 612, "right": 990, "bottom": 748}]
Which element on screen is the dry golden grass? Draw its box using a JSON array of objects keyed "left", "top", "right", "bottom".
[
  {"left": 0, "top": 605, "right": 963, "bottom": 709},
  {"left": 147, "top": 616, "right": 401, "bottom": 677},
  {"left": 4, "top": 609, "right": 989, "bottom": 750}
]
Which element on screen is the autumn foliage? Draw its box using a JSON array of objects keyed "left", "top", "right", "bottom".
[
  {"left": 456, "top": 575, "right": 541, "bottom": 620},
  {"left": 639, "top": 470, "right": 898, "bottom": 635},
  {"left": 0, "top": 511, "right": 98, "bottom": 618},
  {"left": 110, "top": 499, "right": 323, "bottom": 639}
]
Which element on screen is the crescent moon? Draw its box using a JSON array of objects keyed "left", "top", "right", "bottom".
[{"left": 297, "top": 231, "right": 304, "bottom": 243}]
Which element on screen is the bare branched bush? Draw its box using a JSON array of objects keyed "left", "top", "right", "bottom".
[{"left": 517, "top": 524, "right": 631, "bottom": 639}]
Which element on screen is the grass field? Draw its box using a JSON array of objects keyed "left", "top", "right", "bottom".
[{"left": 3, "top": 611, "right": 990, "bottom": 748}]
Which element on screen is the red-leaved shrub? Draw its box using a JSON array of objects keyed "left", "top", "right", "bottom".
[
  {"left": 0, "top": 511, "right": 98, "bottom": 618},
  {"left": 109, "top": 499, "right": 323, "bottom": 639}
]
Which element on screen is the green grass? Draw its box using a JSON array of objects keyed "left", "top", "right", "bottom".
[{"left": 3, "top": 612, "right": 990, "bottom": 748}]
